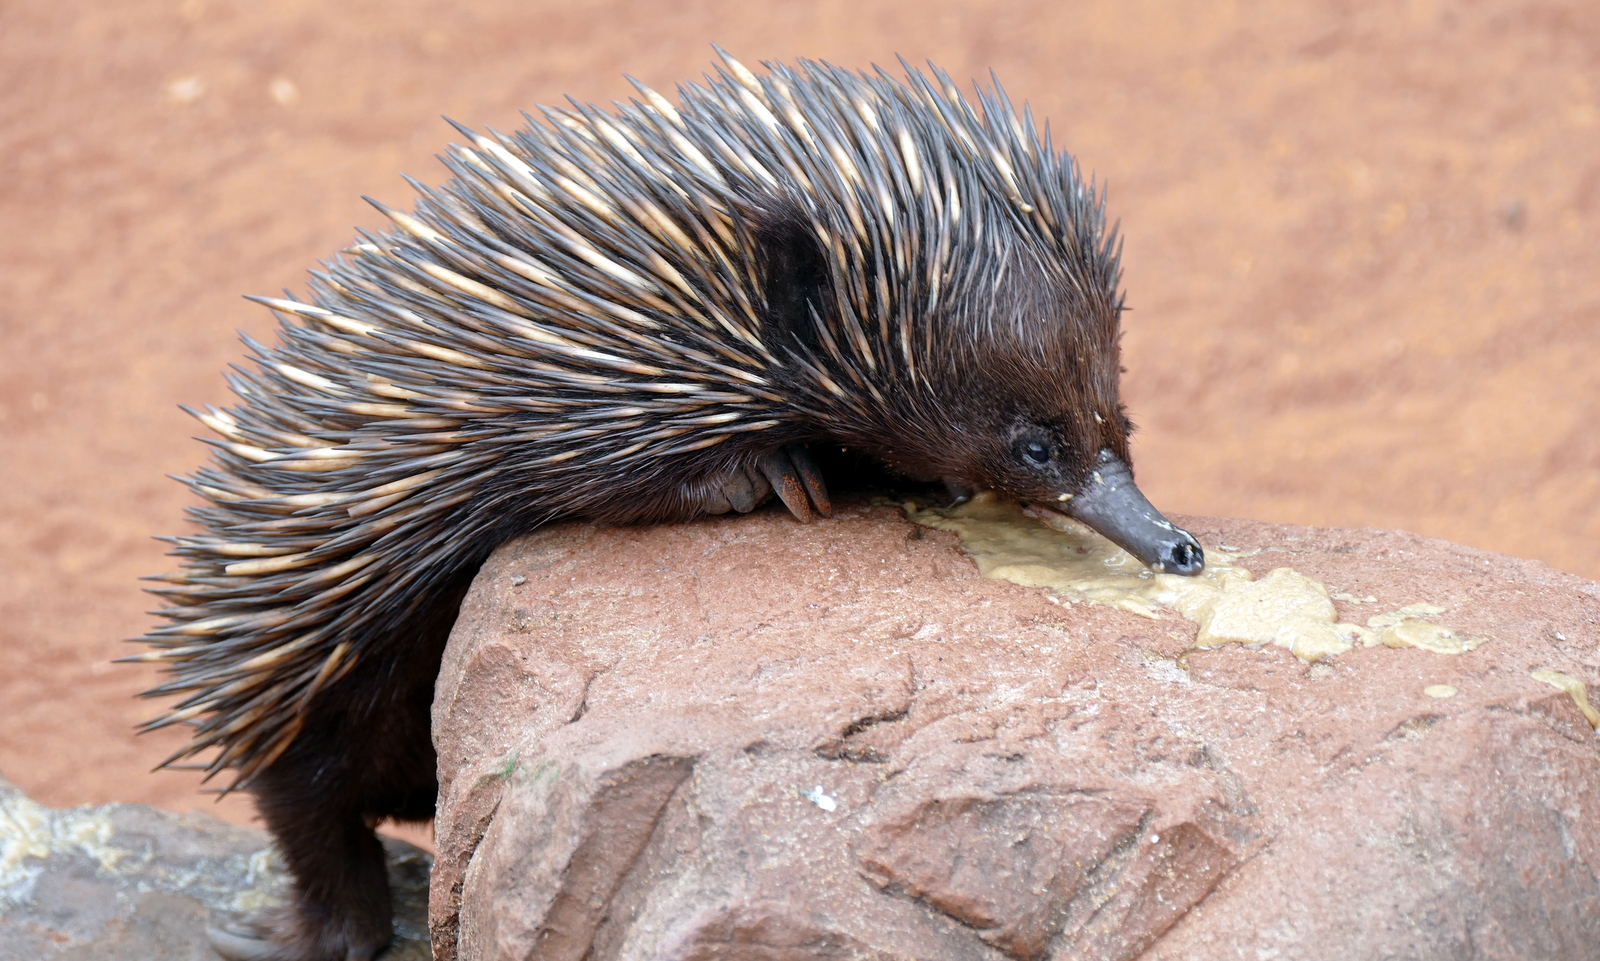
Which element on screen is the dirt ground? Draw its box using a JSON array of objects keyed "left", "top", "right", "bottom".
[{"left": 2, "top": 0, "right": 1596, "bottom": 843}]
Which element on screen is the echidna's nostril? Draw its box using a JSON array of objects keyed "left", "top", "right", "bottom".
[{"left": 1168, "top": 541, "right": 1204, "bottom": 575}]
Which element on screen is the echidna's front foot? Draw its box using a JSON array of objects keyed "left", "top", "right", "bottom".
[
  {"left": 701, "top": 444, "right": 833, "bottom": 521},
  {"left": 703, "top": 463, "right": 770, "bottom": 515},
  {"left": 206, "top": 908, "right": 387, "bottom": 961}
]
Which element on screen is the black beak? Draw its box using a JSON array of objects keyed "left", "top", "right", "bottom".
[{"left": 1057, "top": 449, "right": 1204, "bottom": 575}]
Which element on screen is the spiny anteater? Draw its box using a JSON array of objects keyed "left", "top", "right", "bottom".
[{"left": 129, "top": 51, "right": 1204, "bottom": 961}]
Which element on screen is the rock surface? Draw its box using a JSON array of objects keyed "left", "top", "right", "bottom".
[
  {"left": 0, "top": 773, "right": 431, "bottom": 960},
  {"left": 432, "top": 502, "right": 1600, "bottom": 961}
]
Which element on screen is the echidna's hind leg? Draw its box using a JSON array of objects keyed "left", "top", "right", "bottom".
[
  {"left": 211, "top": 576, "right": 470, "bottom": 961},
  {"left": 247, "top": 774, "right": 396, "bottom": 960},
  {"left": 207, "top": 735, "right": 409, "bottom": 961}
]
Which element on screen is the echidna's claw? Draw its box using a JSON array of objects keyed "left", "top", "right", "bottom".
[
  {"left": 757, "top": 448, "right": 812, "bottom": 522},
  {"left": 204, "top": 911, "right": 280, "bottom": 961},
  {"left": 757, "top": 445, "right": 833, "bottom": 522},
  {"left": 787, "top": 444, "right": 833, "bottom": 518}
]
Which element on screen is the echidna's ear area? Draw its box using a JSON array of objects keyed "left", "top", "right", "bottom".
[{"left": 753, "top": 211, "right": 834, "bottom": 361}]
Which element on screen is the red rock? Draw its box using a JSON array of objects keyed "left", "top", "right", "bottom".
[{"left": 430, "top": 503, "right": 1600, "bottom": 960}]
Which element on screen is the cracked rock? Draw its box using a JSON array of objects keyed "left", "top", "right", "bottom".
[{"left": 432, "top": 503, "right": 1600, "bottom": 961}]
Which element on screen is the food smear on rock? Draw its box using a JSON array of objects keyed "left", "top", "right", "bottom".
[{"left": 904, "top": 492, "right": 1487, "bottom": 663}]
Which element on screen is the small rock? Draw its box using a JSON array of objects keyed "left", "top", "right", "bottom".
[{"left": 0, "top": 774, "right": 430, "bottom": 960}]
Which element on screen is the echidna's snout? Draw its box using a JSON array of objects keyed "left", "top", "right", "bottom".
[{"left": 1057, "top": 449, "right": 1205, "bottom": 576}]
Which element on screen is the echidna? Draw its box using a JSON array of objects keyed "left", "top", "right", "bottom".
[{"left": 130, "top": 51, "right": 1204, "bottom": 961}]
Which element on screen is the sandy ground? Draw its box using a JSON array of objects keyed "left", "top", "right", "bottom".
[{"left": 1, "top": 0, "right": 1596, "bottom": 843}]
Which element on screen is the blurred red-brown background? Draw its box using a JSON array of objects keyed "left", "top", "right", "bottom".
[{"left": 2, "top": 0, "right": 1596, "bottom": 840}]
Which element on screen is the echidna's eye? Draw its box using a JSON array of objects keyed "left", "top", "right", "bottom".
[{"left": 1023, "top": 441, "right": 1050, "bottom": 465}]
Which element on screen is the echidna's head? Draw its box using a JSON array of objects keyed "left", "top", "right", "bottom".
[
  {"left": 908, "top": 261, "right": 1204, "bottom": 577},
  {"left": 762, "top": 204, "right": 1204, "bottom": 576},
  {"left": 742, "top": 62, "right": 1203, "bottom": 575}
]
